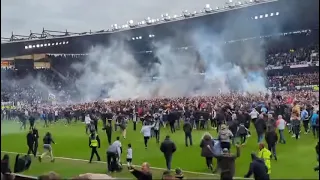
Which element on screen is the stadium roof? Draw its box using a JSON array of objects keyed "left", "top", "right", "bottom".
[{"left": 1, "top": 0, "right": 319, "bottom": 58}]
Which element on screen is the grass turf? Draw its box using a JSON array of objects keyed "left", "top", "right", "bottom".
[{"left": 1, "top": 120, "right": 319, "bottom": 179}]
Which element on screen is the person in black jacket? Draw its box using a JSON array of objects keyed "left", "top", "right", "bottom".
[
  {"left": 265, "top": 127, "right": 278, "bottom": 161},
  {"left": 29, "top": 114, "right": 35, "bottom": 130},
  {"left": 183, "top": 119, "right": 193, "bottom": 147},
  {"left": 160, "top": 135, "right": 177, "bottom": 170},
  {"left": 208, "top": 144, "right": 241, "bottom": 180},
  {"left": 129, "top": 162, "right": 152, "bottom": 180},
  {"left": 26, "top": 130, "right": 35, "bottom": 155},
  {"left": 32, "top": 127, "right": 39, "bottom": 157},
  {"left": 105, "top": 121, "right": 112, "bottom": 145},
  {"left": 39, "top": 132, "right": 55, "bottom": 162},
  {"left": 244, "top": 153, "right": 269, "bottom": 180},
  {"left": 255, "top": 114, "right": 266, "bottom": 143}
]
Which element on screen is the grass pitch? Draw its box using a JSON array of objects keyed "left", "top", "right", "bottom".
[{"left": 1, "top": 120, "right": 319, "bottom": 179}]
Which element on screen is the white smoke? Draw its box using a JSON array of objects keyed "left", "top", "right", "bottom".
[{"left": 72, "top": 28, "right": 268, "bottom": 101}]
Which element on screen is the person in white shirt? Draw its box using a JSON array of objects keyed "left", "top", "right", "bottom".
[
  {"left": 25, "top": 110, "right": 29, "bottom": 117},
  {"left": 112, "top": 137, "right": 122, "bottom": 161},
  {"left": 249, "top": 108, "right": 259, "bottom": 123},
  {"left": 140, "top": 122, "right": 154, "bottom": 149},
  {"left": 85, "top": 114, "right": 92, "bottom": 134},
  {"left": 54, "top": 110, "right": 59, "bottom": 122},
  {"left": 126, "top": 143, "right": 133, "bottom": 167},
  {"left": 276, "top": 115, "right": 287, "bottom": 144}
]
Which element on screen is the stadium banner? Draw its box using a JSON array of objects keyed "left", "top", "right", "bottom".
[
  {"left": 295, "top": 85, "right": 319, "bottom": 91},
  {"left": 290, "top": 64, "right": 309, "bottom": 68},
  {"left": 1, "top": 101, "right": 13, "bottom": 106},
  {"left": 265, "top": 66, "right": 283, "bottom": 70}
]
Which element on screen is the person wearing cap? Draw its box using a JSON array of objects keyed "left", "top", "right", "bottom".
[
  {"left": 89, "top": 130, "right": 101, "bottom": 163},
  {"left": 257, "top": 143, "right": 272, "bottom": 175},
  {"left": 244, "top": 153, "right": 270, "bottom": 180},
  {"left": 160, "top": 135, "right": 177, "bottom": 171}
]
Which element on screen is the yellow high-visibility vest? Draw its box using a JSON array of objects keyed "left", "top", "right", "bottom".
[{"left": 90, "top": 134, "right": 98, "bottom": 147}]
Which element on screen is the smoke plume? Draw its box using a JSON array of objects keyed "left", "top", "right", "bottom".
[{"left": 72, "top": 25, "right": 269, "bottom": 101}]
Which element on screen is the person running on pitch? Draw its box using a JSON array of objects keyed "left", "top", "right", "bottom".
[
  {"left": 38, "top": 132, "right": 55, "bottom": 163},
  {"left": 89, "top": 130, "right": 101, "bottom": 163}
]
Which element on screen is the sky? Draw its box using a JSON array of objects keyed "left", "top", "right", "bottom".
[{"left": 1, "top": 0, "right": 228, "bottom": 38}]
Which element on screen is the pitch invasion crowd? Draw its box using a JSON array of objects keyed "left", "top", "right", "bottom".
[{"left": 1, "top": 90, "right": 319, "bottom": 180}]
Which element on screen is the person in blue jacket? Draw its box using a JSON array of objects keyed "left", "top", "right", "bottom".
[{"left": 310, "top": 111, "right": 319, "bottom": 139}]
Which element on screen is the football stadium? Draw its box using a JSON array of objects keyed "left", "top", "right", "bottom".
[{"left": 1, "top": 0, "right": 319, "bottom": 179}]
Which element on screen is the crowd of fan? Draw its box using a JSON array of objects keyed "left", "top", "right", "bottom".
[
  {"left": 266, "top": 44, "right": 319, "bottom": 67},
  {"left": 267, "top": 72, "right": 319, "bottom": 88}
]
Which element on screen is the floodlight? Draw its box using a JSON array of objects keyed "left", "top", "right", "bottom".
[
  {"left": 62, "top": 42, "right": 65, "bottom": 44},
  {"left": 47, "top": 43, "right": 51, "bottom": 46},
  {"left": 164, "top": 14, "right": 171, "bottom": 21},
  {"left": 44, "top": 44, "right": 47, "bottom": 46},
  {"left": 265, "top": 14, "right": 268, "bottom": 17},
  {"left": 173, "top": 15, "right": 178, "bottom": 19},
  {"left": 55, "top": 42, "right": 58, "bottom": 45},
  {"left": 139, "top": 36, "right": 142, "bottom": 39},
  {"left": 229, "top": 0, "right": 233, "bottom": 3},
  {"left": 204, "top": 4, "right": 213, "bottom": 12},
  {"left": 276, "top": 12, "right": 279, "bottom": 16},
  {"left": 28, "top": 45, "right": 32, "bottom": 48},
  {"left": 136, "top": 37, "right": 139, "bottom": 39},
  {"left": 254, "top": 16, "right": 258, "bottom": 19},
  {"left": 59, "top": 42, "right": 62, "bottom": 45},
  {"left": 183, "top": 10, "right": 191, "bottom": 17},
  {"left": 36, "top": 44, "right": 40, "bottom": 48},
  {"left": 40, "top": 44, "right": 43, "bottom": 47},
  {"left": 132, "top": 37, "right": 135, "bottom": 40},
  {"left": 32, "top": 45, "right": 35, "bottom": 48},
  {"left": 141, "top": 20, "right": 146, "bottom": 25},
  {"left": 25, "top": 46, "right": 28, "bottom": 49},
  {"left": 66, "top": 41, "right": 69, "bottom": 44},
  {"left": 128, "top": 20, "right": 134, "bottom": 24},
  {"left": 270, "top": 13, "right": 274, "bottom": 16},
  {"left": 259, "top": 15, "right": 263, "bottom": 18},
  {"left": 192, "top": 11, "right": 197, "bottom": 16},
  {"left": 112, "top": 24, "right": 119, "bottom": 30},
  {"left": 151, "top": 19, "right": 156, "bottom": 23},
  {"left": 146, "top": 17, "right": 152, "bottom": 24}
]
